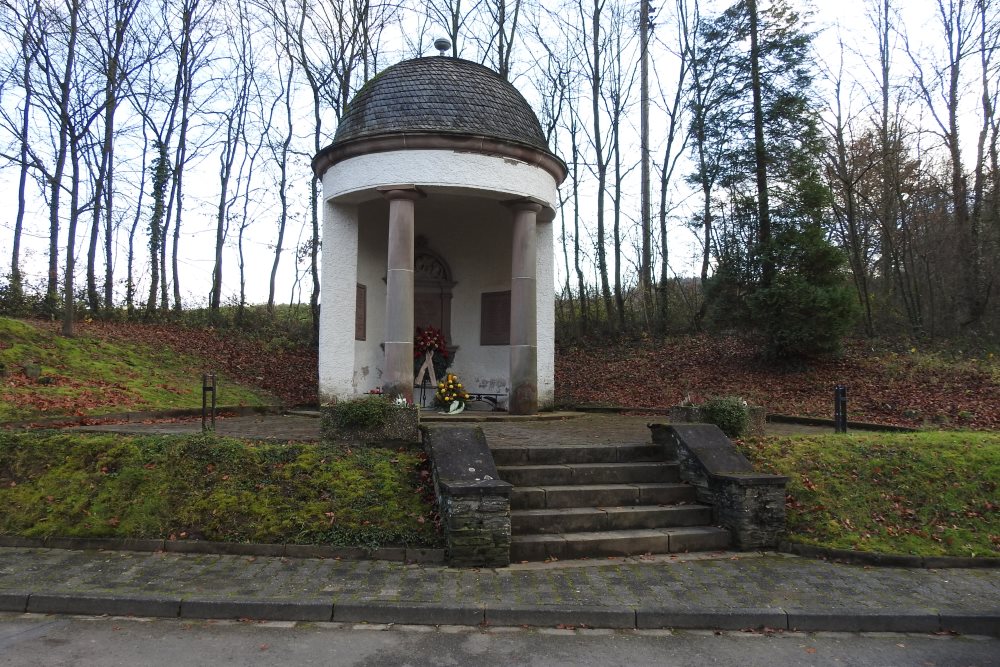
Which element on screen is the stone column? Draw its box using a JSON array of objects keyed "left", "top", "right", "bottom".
[
  {"left": 380, "top": 186, "right": 422, "bottom": 403},
  {"left": 507, "top": 200, "right": 542, "bottom": 415}
]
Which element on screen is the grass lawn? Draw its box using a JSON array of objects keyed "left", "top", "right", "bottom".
[
  {"left": 0, "top": 317, "right": 273, "bottom": 421},
  {"left": 0, "top": 431, "right": 441, "bottom": 549},
  {"left": 738, "top": 431, "right": 1000, "bottom": 558}
]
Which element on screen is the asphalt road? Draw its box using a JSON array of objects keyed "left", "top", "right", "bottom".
[{"left": 0, "top": 614, "right": 996, "bottom": 667}]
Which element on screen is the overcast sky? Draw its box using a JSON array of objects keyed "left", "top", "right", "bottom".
[{"left": 0, "top": 0, "right": 968, "bottom": 308}]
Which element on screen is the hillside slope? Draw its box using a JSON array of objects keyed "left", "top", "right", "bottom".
[
  {"left": 0, "top": 318, "right": 292, "bottom": 422},
  {"left": 557, "top": 335, "right": 1000, "bottom": 429}
]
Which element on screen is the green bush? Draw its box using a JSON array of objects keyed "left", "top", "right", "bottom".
[
  {"left": 750, "top": 225, "right": 859, "bottom": 360},
  {"left": 333, "top": 395, "right": 394, "bottom": 430},
  {"left": 701, "top": 396, "right": 750, "bottom": 438}
]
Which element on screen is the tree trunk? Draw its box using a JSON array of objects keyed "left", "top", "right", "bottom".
[
  {"left": 639, "top": 0, "right": 651, "bottom": 301},
  {"left": 268, "top": 58, "right": 295, "bottom": 313},
  {"left": 747, "top": 0, "right": 772, "bottom": 287},
  {"left": 48, "top": 0, "right": 81, "bottom": 310},
  {"left": 63, "top": 137, "right": 81, "bottom": 337},
  {"left": 11, "top": 18, "right": 36, "bottom": 302}
]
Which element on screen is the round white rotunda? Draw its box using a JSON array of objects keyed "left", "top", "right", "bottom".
[{"left": 312, "top": 56, "right": 566, "bottom": 414}]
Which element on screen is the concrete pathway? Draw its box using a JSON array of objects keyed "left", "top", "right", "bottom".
[
  {"left": 68, "top": 412, "right": 838, "bottom": 440},
  {"left": 0, "top": 548, "right": 996, "bottom": 635}
]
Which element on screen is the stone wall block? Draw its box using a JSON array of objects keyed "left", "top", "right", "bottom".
[
  {"left": 652, "top": 424, "right": 788, "bottom": 551},
  {"left": 423, "top": 426, "right": 512, "bottom": 567}
]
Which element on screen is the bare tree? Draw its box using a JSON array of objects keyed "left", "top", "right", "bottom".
[
  {"left": 824, "top": 46, "right": 878, "bottom": 334},
  {"left": 209, "top": 0, "right": 255, "bottom": 314},
  {"left": 638, "top": 0, "right": 651, "bottom": 304},
  {"left": 81, "top": 0, "right": 144, "bottom": 313},
  {"left": 574, "top": 0, "right": 614, "bottom": 325},
  {"left": 424, "top": 0, "right": 480, "bottom": 58},
  {"left": 652, "top": 0, "right": 692, "bottom": 331},
  {"left": 479, "top": 0, "right": 522, "bottom": 79},
  {"left": 0, "top": 0, "right": 44, "bottom": 304},
  {"left": 167, "top": 0, "right": 217, "bottom": 311},
  {"left": 265, "top": 6, "right": 296, "bottom": 313},
  {"left": 33, "top": 0, "right": 82, "bottom": 312},
  {"left": 907, "top": 0, "right": 996, "bottom": 328}
]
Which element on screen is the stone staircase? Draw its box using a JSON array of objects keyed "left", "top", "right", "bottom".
[{"left": 492, "top": 440, "right": 731, "bottom": 561}]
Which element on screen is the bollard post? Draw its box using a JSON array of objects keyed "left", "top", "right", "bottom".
[
  {"left": 202, "top": 373, "right": 217, "bottom": 432},
  {"left": 834, "top": 385, "right": 848, "bottom": 433}
]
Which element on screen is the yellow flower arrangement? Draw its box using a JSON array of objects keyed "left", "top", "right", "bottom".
[{"left": 435, "top": 372, "right": 471, "bottom": 410}]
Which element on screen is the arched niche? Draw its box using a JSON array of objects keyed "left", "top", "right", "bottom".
[{"left": 413, "top": 239, "right": 455, "bottom": 341}]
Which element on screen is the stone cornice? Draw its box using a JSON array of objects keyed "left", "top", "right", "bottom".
[{"left": 313, "top": 133, "right": 568, "bottom": 185}]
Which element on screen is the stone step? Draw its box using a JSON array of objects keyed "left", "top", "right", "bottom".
[
  {"left": 490, "top": 443, "right": 665, "bottom": 466},
  {"left": 511, "top": 483, "right": 697, "bottom": 510},
  {"left": 497, "top": 462, "right": 679, "bottom": 487},
  {"left": 512, "top": 505, "right": 714, "bottom": 534},
  {"left": 510, "top": 527, "right": 732, "bottom": 561}
]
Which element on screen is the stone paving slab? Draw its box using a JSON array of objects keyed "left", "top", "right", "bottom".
[{"left": 0, "top": 548, "right": 996, "bottom": 634}]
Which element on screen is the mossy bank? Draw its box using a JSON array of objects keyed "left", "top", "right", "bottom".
[
  {"left": 0, "top": 317, "right": 273, "bottom": 422},
  {"left": 738, "top": 431, "right": 1000, "bottom": 558},
  {"left": 0, "top": 431, "right": 441, "bottom": 549}
]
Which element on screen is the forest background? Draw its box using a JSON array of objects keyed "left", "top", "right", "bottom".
[{"left": 0, "top": 0, "right": 997, "bottom": 352}]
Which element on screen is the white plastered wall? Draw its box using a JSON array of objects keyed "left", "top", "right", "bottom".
[
  {"left": 319, "top": 149, "right": 559, "bottom": 409},
  {"left": 318, "top": 202, "right": 359, "bottom": 403}
]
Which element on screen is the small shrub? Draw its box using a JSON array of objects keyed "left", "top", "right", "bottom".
[
  {"left": 701, "top": 396, "right": 750, "bottom": 438},
  {"left": 333, "top": 396, "right": 394, "bottom": 430}
]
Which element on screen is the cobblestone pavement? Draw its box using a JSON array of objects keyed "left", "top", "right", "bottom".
[{"left": 0, "top": 548, "right": 996, "bottom": 623}]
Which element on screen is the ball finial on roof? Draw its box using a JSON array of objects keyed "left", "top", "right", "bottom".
[{"left": 433, "top": 37, "right": 451, "bottom": 55}]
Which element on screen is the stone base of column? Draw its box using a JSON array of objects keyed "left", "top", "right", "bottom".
[
  {"left": 384, "top": 341, "right": 413, "bottom": 403},
  {"left": 509, "top": 344, "right": 537, "bottom": 415}
]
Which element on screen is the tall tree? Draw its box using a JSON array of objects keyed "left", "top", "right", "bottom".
[
  {"left": 35, "top": 0, "right": 82, "bottom": 312},
  {"left": 653, "top": 0, "right": 692, "bottom": 331},
  {"left": 146, "top": 139, "right": 170, "bottom": 315},
  {"left": 81, "top": 0, "right": 143, "bottom": 314},
  {"left": 209, "top": 0, "right": 255, "bottom": 313},
  {"left": 574, "top": 0, "right": 614, "bottom": 325},
  {"left": 908, "top": 0, "right": 998, "bottom": 329},
  {"left": 638, "top": 0, "right": 651, "bottom": 303}
]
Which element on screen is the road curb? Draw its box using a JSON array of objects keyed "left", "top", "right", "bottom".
[
  {"left": 179, "top": 599, "right": 332, "bottom": 622},
  {"left": 4, "top": 592, "right": 996, "bottom": 636},
  {"left": 785, "top": 608, "right": 941, "bottom": 633},
  {"left": 333, "top": 601, "right": 485, "bottom": 626},
  {"left": 26, "top": 593, "right": 181, "bottom": 618},
  {"left": 636, "top": 607, "right": 786, "bottom": 630},
  {"left": 485, "top": 604, "right": 636, "bottom": 629}
]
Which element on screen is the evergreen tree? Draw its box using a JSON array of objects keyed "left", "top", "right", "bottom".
[{"left": 693, "top": 0, "right": 857, "bottom": 355}]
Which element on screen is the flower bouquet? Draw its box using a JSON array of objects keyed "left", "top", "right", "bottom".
[{"left": 435, "top": 372, "right": 471, "bottom": 414}]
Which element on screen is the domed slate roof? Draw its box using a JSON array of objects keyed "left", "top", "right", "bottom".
[{"left": 331, "top": 57, "right": 550, "bottom": 153}]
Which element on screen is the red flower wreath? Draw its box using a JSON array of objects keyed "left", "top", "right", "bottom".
[{"left": 414, "top": 326, "right": 449, "bottom": 359}]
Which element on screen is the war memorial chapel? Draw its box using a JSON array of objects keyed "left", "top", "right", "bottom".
[{"left": 312, "top": 53, "right": 566, "bottom": 415}]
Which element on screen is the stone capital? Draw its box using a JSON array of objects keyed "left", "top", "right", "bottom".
[
  {"left": 502, "top": 198, "right": 543, "bottom": 214},
  {"left": 378, "top": 185, "right": 426, "bottom": 201}
]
